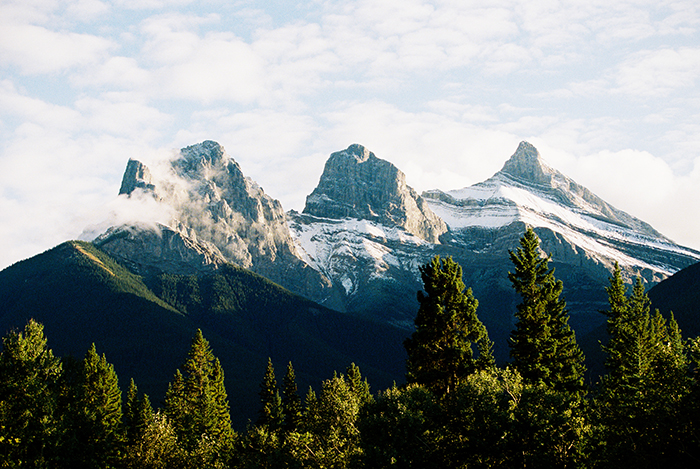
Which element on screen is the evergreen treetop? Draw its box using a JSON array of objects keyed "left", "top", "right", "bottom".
[
  {"left": 405, "top": 255, "right": 495, "bottom": 397},
  {"left": 508, "top": 227, "right": 585, "bottom": 394}
]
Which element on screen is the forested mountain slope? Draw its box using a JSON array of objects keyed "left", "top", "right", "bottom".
[{"left": 0, "top": 241, "right": 408, "bottom": 427}]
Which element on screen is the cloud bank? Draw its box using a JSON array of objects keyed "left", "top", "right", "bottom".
[{"left": 2, "top": 0, "right": 700, "bottom": 269}]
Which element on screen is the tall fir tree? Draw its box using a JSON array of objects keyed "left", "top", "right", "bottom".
[
  {"left": 405, "top": 255, "right": 495, "bottom": 396},
  {"left": 0, "top": 319, "right": 62, "bottom": 467},
  {"left": 164, "top": 329, "right": 234, "bottom": 460},
  {"left": 257, "top": 358, "right": 283, "bottom": 432},
  {"left": 54, "top": 344, "right": 124, "bottom": 469},
  {"left": 598, "top": 269, "right": 693, "bottom": 466},
  {"left": 123, "top": 378, "right": 153, "bottom": 446},
  {"left": 79, "top": 343, "right": 124, "bottom": 468},
  {"left": 282, "top": 362, "right": 302, "bottom": 433},
  {"left": 600, "top": 262, "right": 629, "bottom": 380},
  {"left": 508, "top": 227, "right": 585, "bottom": 394}
]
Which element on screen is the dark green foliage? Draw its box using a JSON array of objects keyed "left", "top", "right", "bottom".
[
  {"left": 53, "top": 344, "right": 124, "bottom": 469},
  {"left": 123, "top": 379, "right": 154, "bottom": 446},
  {"left": 508, "top": 228, "right": 585, "bottom": 394},
  {"left": 0, "top": 241, "right": 410, "bottom": 428},
  {"left": 257, "top": 358, "right": 283, "bottom": 431},
  {"left": 164, "top": 329, "right": 234, "bottom": 463},
  {"left": 302, "top": 365, "right": 374, "bottom": 469},
  {"left": 596, "top": 268, "right": 695, "bottom": 467},
  {"left": 0, "top": 319, "right": 61, "bottom": 467},
  {"left": 358, "top": 384, "right": 442, "bottom": 468},
  {"left": 649, "top": 261, "right": 700, "bottom": 340},
  {"left": 282, "top": 362, "right": 302, "bottom": 433},
  {"left": 405, "top": 255, "right": 495, "bottom": 396}
]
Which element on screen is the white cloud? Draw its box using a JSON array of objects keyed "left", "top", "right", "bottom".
[
  {"left": 0, "top": 80, "right": 82, "bottom": 130},
  {"left": 72, "top": 56, "right": 151, "bottom": 89},
  {"left": 0, "top": 23, "right": 113, "bottom": 74},
  {"left": 3, "top": 0, "right": 700, "bottom": 269},
  {"left": 140, "top": 14, "right": 267, "bottom": 103},
  {"left": 614, "top": 47, "right": 700, "bottom": 96}
]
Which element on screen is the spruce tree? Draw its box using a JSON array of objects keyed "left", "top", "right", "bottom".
[
  {"left": 80, "top": 344, "right": 124, "bottom": 468},
  {"left": 164, "top": 329, "right": 234, "bottom": 459},
  {"left": 282, "top": 362, "right": 302, "bottom": 433},
  {"left": 598, "top": 270, "right": 693, "bottom": 466},
  {"left": 0, "top": 319, "right": 62, "bottom": 466},
  {"left": 601, "top": 262, "right": 629, "bottom": 379},
  {"left": 123, "top": 379, "right": 153, "bottom": 446},
  {"left": 405, "top": 255, "right": 495, "bottom": 396},
  {"left": 257, "top": 358, "right": 283, "bottom": 431},
  {"left": 508, "top": 227, "right": 585, "bottom": 394}
]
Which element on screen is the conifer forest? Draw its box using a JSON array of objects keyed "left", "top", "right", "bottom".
[{"left": 2, "top": 228, "right": 700, "bottom": 468}]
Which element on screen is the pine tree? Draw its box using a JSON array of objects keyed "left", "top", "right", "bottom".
[
  {"left": 304, "top": 367, "right": 373, "bottom": 469},
  {"left": 405, "top": 255, "right": 495, "bottom": 396},
  {"left": 257, "top": 358, "right": 283, "bottom": 431},
  {"left": 601, "top": 262, "right": 629, "bottom": 379},
  {"left": 164, "top": 329, "right": 234, "bottom": 461},
  {"left": 508, "top": 227, "right": 585, "bottom": 394},
  {"left": 0, "top": 319, "right": 62, "bottom": 467},
  {"left": 78, "top": 344, "right": 124, "bottom": 468},
  {"left": 123, "top": 379, "right": 154, "bottom": 446},
  {"left": 282, "top": 362, "right": 302, "bottom": 433},
  {"left": 598, "top": 270, "right": 693, "bottom": 466}
]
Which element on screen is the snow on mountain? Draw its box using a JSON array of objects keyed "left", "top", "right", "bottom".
[
  {"left": 422, "top": 142, "right": 700, "bottom": 275},
  {"left": 289, "top": 212, "right": 431, "bottom": 295}
]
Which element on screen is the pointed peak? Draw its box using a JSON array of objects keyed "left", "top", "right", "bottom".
[
  {"left": 499, "top": 141, "right": 553, "bottom": 186},
  {"left": 179, "top": 140, "right": 227, "bottom": 167},
  {"left": 337, "top": 143, "right": 376, "bottom": 163}
]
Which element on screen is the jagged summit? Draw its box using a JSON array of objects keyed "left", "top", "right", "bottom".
[
  {"left": 302, "top": 144, "right": 447, "bottom": 243},
  {"left": 102, "top": 141, "right": 336, "bottom": 305},
  {"left": 499, "top": 141, "right": 555, "bottom": 186},
  {"left": 119, "top": 159, "right": 155, "bottom": 195},
  {"left": 175, "top": 140, "right": 228, "bottom": 177},
  {"left": 422, "top": 141, "right": 699, "bottom": 276},
  {"left": 343, "top": 143, "right": 374, "bottom": 163}
]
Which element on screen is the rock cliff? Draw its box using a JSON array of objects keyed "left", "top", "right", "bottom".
[
  {"left": 303, "top": 144, "right": 447, "bottom": 243},
  {"left": 107, "top": 141, "right": 338, "bottom": 306}
]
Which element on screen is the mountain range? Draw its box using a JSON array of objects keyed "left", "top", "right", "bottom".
[{"left": 2, "top": 139, "right": 699, "bottom": 425}]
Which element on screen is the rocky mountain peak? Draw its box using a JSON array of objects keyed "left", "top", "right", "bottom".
[
  {"left": 119, "top": 159, "right": 155, "bottom": 195},
  {"left": 344, "top": 143, "right": 374, "bottom": 163},
  {"left": 176, "top": 140, "right": 226, "bottom": 173},
  {"left": 101, "top": 141, "right": 337, "bottom": 305},
  {"left": 499, "top": 141, "right": 555, "bottom": 186},
  {"left": 303, "top": 144, "right": 447, "bottom": 243}
]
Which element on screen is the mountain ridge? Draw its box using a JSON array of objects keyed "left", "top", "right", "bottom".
[{"left": 25, "top": 138, "right": 700, "bottom": 369}]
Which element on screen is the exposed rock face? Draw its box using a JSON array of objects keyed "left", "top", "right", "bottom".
[
  {"left": 290, "top": 141, "right": 700, "bottom": 362},
  {"left": 303, "top": 144, "right": 447, "bottom": 243},
  {"left": 119, "top": 160, "right": 156, "bottom": 195},
  {"left": 94, "top": 224, "right": 227, "bottom": 276},
  {"left": 106, "top": 141, "right": 338, "bottom": 306},
  {"left": 94, "top": 139, "right": 700, "bottom": 365},
  {"left": 422, "top": 141, "right": 688, "bottom": 280}
]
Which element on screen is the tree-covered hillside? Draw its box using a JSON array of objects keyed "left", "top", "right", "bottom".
[
  {"left": 0, "top": 241, "right": 409, "bottom": 427},
  {"left": 2, "top": 229, "right": 699, "bottom": 468}
]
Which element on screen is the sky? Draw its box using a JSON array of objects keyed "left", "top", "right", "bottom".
[{"left": 1, "top": 0, "right": 700, "bottom": 270}]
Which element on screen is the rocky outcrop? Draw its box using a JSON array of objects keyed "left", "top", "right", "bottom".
[
  {"left": 94, "top": 223, "right": 227, "bottom": 276},
  {"left": 303, "top": 144, "right": 447, "bottom": 243},
  {"left": 110, "top": 141, "right": 338, "bottom": 306},
  {"left": 119, "top": 160, "right": 156, "bottom": 195},
  {"left": 497, "top": 142, "right": 665, "bottom": 238}
]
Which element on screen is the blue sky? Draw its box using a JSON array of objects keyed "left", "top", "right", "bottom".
[{"left": 2, "top": 0, "right": 700, "bottom": 269}]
